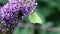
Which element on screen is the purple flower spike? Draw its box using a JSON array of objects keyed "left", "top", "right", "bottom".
[{"left": 0, "top": 0, "right": 37, "bottom": 34}]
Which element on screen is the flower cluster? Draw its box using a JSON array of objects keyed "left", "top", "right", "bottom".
[{"left": 0, "top": 0, "right": 37, "bottom": 33}]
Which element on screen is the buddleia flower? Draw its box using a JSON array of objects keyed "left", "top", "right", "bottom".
[{"left": 0, "top": 0, "right": 37, "bottom": 34}]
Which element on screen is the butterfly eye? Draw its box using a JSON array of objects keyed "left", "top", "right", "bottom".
[{"left": 30, "top": 10, "right": 34, "bottom": 14}]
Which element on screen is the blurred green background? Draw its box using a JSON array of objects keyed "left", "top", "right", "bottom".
[{"left": 0, "top": 0, "right": 60, "bottom": 34}]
